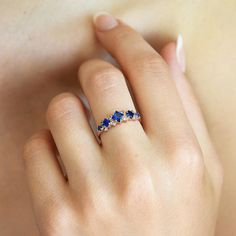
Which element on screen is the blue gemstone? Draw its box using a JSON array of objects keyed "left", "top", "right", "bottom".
[
  {"left": 126, "top": 110, "right": 134, "bottom": 119},
  {"left": 102, "top": 118, "right": 110, "bottom": 127},
  {"left": 97, "top": 125, "right": 103, "bottom": 131},
  {"left": 112, "top": 111, "right": 124, "bottom": 122}
]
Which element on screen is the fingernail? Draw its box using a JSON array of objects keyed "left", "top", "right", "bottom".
[
  {"left": 93, "top": 12, "right": 119, "bottom": 31},
  {"left": 78, "top": 92, "right": 90, "bottom": 110},
  {"left": 176, "top": 34, "right": 186, "bottom": 73}
]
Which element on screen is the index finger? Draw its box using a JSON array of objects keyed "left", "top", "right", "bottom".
[{"left": 93, "top": 12, "right": 198, "bottom": 150}]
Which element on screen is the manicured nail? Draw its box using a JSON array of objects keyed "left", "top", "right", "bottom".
[
  {"left": 176, "top": 34, "right": 186, "bottom": 73},
  {"left": 93, "top": 12, "right": 118, "bottom": 31}
]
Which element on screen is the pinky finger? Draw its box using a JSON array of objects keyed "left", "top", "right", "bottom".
[
  {"left": 160, "top": 37, "right": 214, "bottom": 154},
  {"left": 22, "top": 130, "right": 68, "bottom": 232},
  {"left": 160, "top": 36, "right": 223, "bottom": 180}
]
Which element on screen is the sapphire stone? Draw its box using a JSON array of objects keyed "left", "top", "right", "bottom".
[
  {"left": 126, "top": 110, "right": 134, "bottom": 119},
  {"left": 102, "top": 118, "right": 110, "bottom": 127},
  {"left": 112, "top": 111, "right": 124, "bottom": 122},
  {"left": 98, "top": 125, "right": 103, "bottom": 131}
]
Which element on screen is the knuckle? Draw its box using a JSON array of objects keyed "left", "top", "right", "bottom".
[
  {"left": 47, "top": 93, "right": 79, "bottom": 122},
  {"left": 81, "top": 194, "right": 112, "bottom": 227},
  {"left": 83, "top": 202, "right": 105, "bottom": 222},
  {"left": 88, "top": 67, "right": 123, "bottom": 94},
  {"left": 111, "top": 27, "right": 135, "bottom": 50},
  {"left": 170, "top": 142, "right": 205, "bottom": 178},
  {"left": 23, "top": 130, "right": 50, "bottom": 160},
  {"left": 133, "top": 52, "right": 168, "bottom": 76},
  {"left": 121, "top": 167, "right": 155, "bottom": 209}
]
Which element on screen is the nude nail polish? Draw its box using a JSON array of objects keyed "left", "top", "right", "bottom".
[
  {"left": 93, "top": 12, "right": 118, "bottom": 31},
  {"left": 176, "top": 34, "right": 186, "bottom": 73}
]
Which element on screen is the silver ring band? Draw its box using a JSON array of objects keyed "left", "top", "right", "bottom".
[{"left": 97, "top": 110, "right": 141, "bottom": 137}]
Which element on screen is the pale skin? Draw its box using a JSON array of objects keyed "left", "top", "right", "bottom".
[
  {"left": 0, "top": 1, "right": 236, "bottom": 236},
  {"left": 22, "top": 14, "right": 223, "bottom": 235}
]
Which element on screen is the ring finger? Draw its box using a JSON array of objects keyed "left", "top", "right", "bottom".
[{"left": 78, "top": 59, "right": 147, "bottom": 153}]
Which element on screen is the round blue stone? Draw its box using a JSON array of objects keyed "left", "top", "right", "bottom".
[
  {"left": 126, "top": 110, "right": 134, "bottom": 119},
  {"left": 112, "top": 111, "right": 124, "bottom": 122},
  {"left": 102, "top": 118, "right": 110, "bottom": 127}
]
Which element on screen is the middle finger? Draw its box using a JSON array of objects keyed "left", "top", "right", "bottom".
[{"left": 78, "top": 59, "right": 146, "bottom": 152}]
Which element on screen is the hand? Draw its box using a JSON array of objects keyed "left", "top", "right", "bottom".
[{"left": 23, "top": 13, "right": 223, "bottom": 236}]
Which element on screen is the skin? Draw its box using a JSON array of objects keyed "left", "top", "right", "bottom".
[
  {"left": 22, "top": 16, "right": 223, "bottom": 235},
  {"left": 0, "top": 1, "right": 235, "bottom": 235}
]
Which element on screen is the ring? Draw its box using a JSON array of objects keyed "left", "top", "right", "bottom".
[{"left": 97, "top": 110, "right": 141, "bottom": 137}]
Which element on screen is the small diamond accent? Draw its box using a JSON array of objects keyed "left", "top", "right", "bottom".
[
  {"left": 97, "top": 125, "right": 103, "bottom": 131},
  {"left": 135, "top": 112, "right": 141, "bottom": 119},
  {"left": 97, "top": 110, "right": 141, "bottom": 138},
  {"left": 110, "top": 120, "right": 116, "bottom": 126}
]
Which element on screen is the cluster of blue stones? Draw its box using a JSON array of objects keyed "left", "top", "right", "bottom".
[{"left": 97, "top": 110, "right": 141, "bottom": 133}]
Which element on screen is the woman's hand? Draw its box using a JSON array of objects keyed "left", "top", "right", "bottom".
[{"left": 23, "top": 13, "right": 223, "bottom": 236}]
